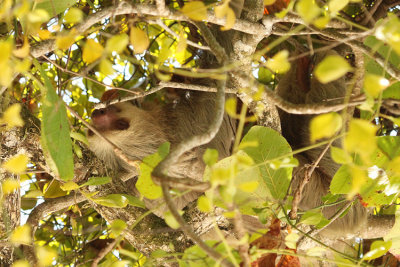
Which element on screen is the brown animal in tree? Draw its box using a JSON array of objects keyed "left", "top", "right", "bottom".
[{"left": 87, "top": 91, "right": 236, "bottom": 215}]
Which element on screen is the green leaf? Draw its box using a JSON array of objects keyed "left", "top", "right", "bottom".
[
  {"left": 121, "top": 194, "right": 146, "bottom": 208},
  {"left": 270, "top": 157, "right": 299, "bottom": 170},
  {"left": 164, "top": 211, "right": 182, "bottom": 229},
  {"left": 300, "top": 209, "right": 325, "bottom": 225},
  {"left": 181, "top": 1, "right": 207, "bottom": 21},
  {"left": 384, "top": 210, "right": 400, "bottom": 255},
  {"left": 364, "top": 36, "right": 400, "bottom": 77},
  {"left": 34, "top": 0, "right": 76, "bottom": 16},
  {"left": 136, "top": 143, "right": 170, "bottom": 199},
  {"left": 204, "top": 151, "right": 268, "bottom": 215},
  {"left": 203, "top": 148, "right": 219, "bottom": 166},
  {"left": 110, "top": 219, "right": 127, "bottom": 236},
  {"left": 82, "top": 176, "right": 112, "bottom": 187},
  {"left": 330, "top": 146, "right": 352, "bottom": 164},
  {"left": 363, "top": 240, "right": 392, "bottom": 260},
  {"left": 376, "top": 14, "right": 400, "bottom": 55},
  {"left": 285, "top": 233, "right": 300, "bottom": 249},
  {"left": 180, "top": 241, "right": 240, "bottom": 267},
  {"left": 257, "top": 67, "right": 273, "bottom": 84},
  {"left": 330, "top": 165, "right": 352, "bottom": 194},
  {"left": 310, "top": 112, "right": 342, "bottom": 142},
  {"left": 241, "top": 126, "right": 293, "bottom": 200},
  {"left": 151, "top": 249, "right": 169, "bottom": 258},
  {"left": 38, "top": 62, "right": 74, "bottom": 181},
  {"left": 334, "top": 253, "right": 354, "bottom": 267},
  {"left": 314, "top": 55, "right": 352, "bottom": 84},
  {"left": 93, "top": 194, "right": 129, "bottom": 208}
]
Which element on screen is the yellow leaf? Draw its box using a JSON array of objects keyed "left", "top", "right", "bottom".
[
  {"left": 328, "top": 0, "right": 349, "bottom": 13},
  {"left": 225, "top": 98, "right": 237, "bottom": 117},
  {"left": 82, "top": 39, "right": 104, "bottom": 64},
  {"left": 344, "top": 119, "right": 377, "bottom": 161},
  {"left": 266, "top": 50, "right": 291, "bottom": 73},
  {"left": 197, "top": 195, "right": 212, "bottom": 212},
  {"left": 36, "top": 246, "right": 57, "bottom": 267},
  {"left": 2, "top": 178, "right": 20, "bottom": 195},
  {"left": 64, "top": 7, "right": 83, "bottom": 24},
  {"left": 99, "top": 59, "right": 115, "bottom": 76},
  {"left": 349, "top": 166, "right": 367, "bottom": 196},
  {"left": 387, "top": 157, "right": 400, "bottom": 175},
  {"left": 106, "top": 34, "right": 129, "bottom": 54},
  {"left": 181, "top": 1, "right": 207, "bottom": 21},
  {"left": 43, "top": 180, "right": 68, "bottom": 198},
  {"left": 3, "top": 103, "right": 24, "bottom": 128},
  {"left": 37, "top": 29, "right": 51, "bottom": 40},
  {"left": 239, "top": 181, "right": 259, "bottom": 193},
  {"left": 264, "top": 0, "right": 276, "bottom": 5},
  {"left": 130, "top": 28, "right": 149, "bottom": 54},
  {"left": 176, "top": 32, "right": 187, "bottom": 53},
  {"left": 310, "top": 112, "right": 342, "bottom": 142},
  {"left": 0, "top": 62, "right": 13, "bottom": 86},
  {"left": 56, "top": 30, "right": 77, "bottom": 50},
  {"left": 223, "top": 211, "right": 235, "bottom": 218},
  {"left": 313, "top": 14, "right": 331, "bottom": 29},
  {"left": 2, "top": 154, "right": 29, "bottom": 174},
  {"left": 221, "top": 7, "right": 236, "bottom": 31},
  {"left": 13, "top": 38, "right": 30, "bottom": 58},
  {"left": 60, "top": 181, "right": 80, "bottom": 191},
  {"left": 0, "top": 40, "right": 13, "bottom": 64},
  {"left": 296, "top": 0, "right": 321, "bottom": 24},
  {"left": 12, "top": 260, "right": 30, "bottom": 267},
  {"left": 27, "top": 9, "right": 49, "bottom": 24},
  {"left": 364, "top": 74, "right": 389, "bottom": 98},
  {"left": 314, "top": 55, "right": 352, "bottom": 84},
  {"left": 215, "top": 3, "right": 227, "bottom": 18},
  {"left": 10, "top": 225, "right": 32, "bottom": 245},
  {"left": 15, "top": 58, "right": 32, "bottom": 73}
]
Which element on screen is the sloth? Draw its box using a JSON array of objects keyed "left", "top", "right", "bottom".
[{"left": 87, "top": 91, "right": 236, "bottom": 214}]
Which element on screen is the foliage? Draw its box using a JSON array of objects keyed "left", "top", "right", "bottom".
[{"left": 0, "top": 0, "right": 400, "bottom": 266}]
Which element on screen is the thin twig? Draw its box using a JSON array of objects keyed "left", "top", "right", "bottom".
[
  {"left": 43, "top": 55, "right": 138, "bottom": 94},
  {"left": 297, "top": 196, "right": 358, "bottom": 246},
  {"left": 153, "top": 19, "right": 211, "bottom": 50},
  {"left": 289, "top": 141, "right": 333, "bottom": 220}
]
